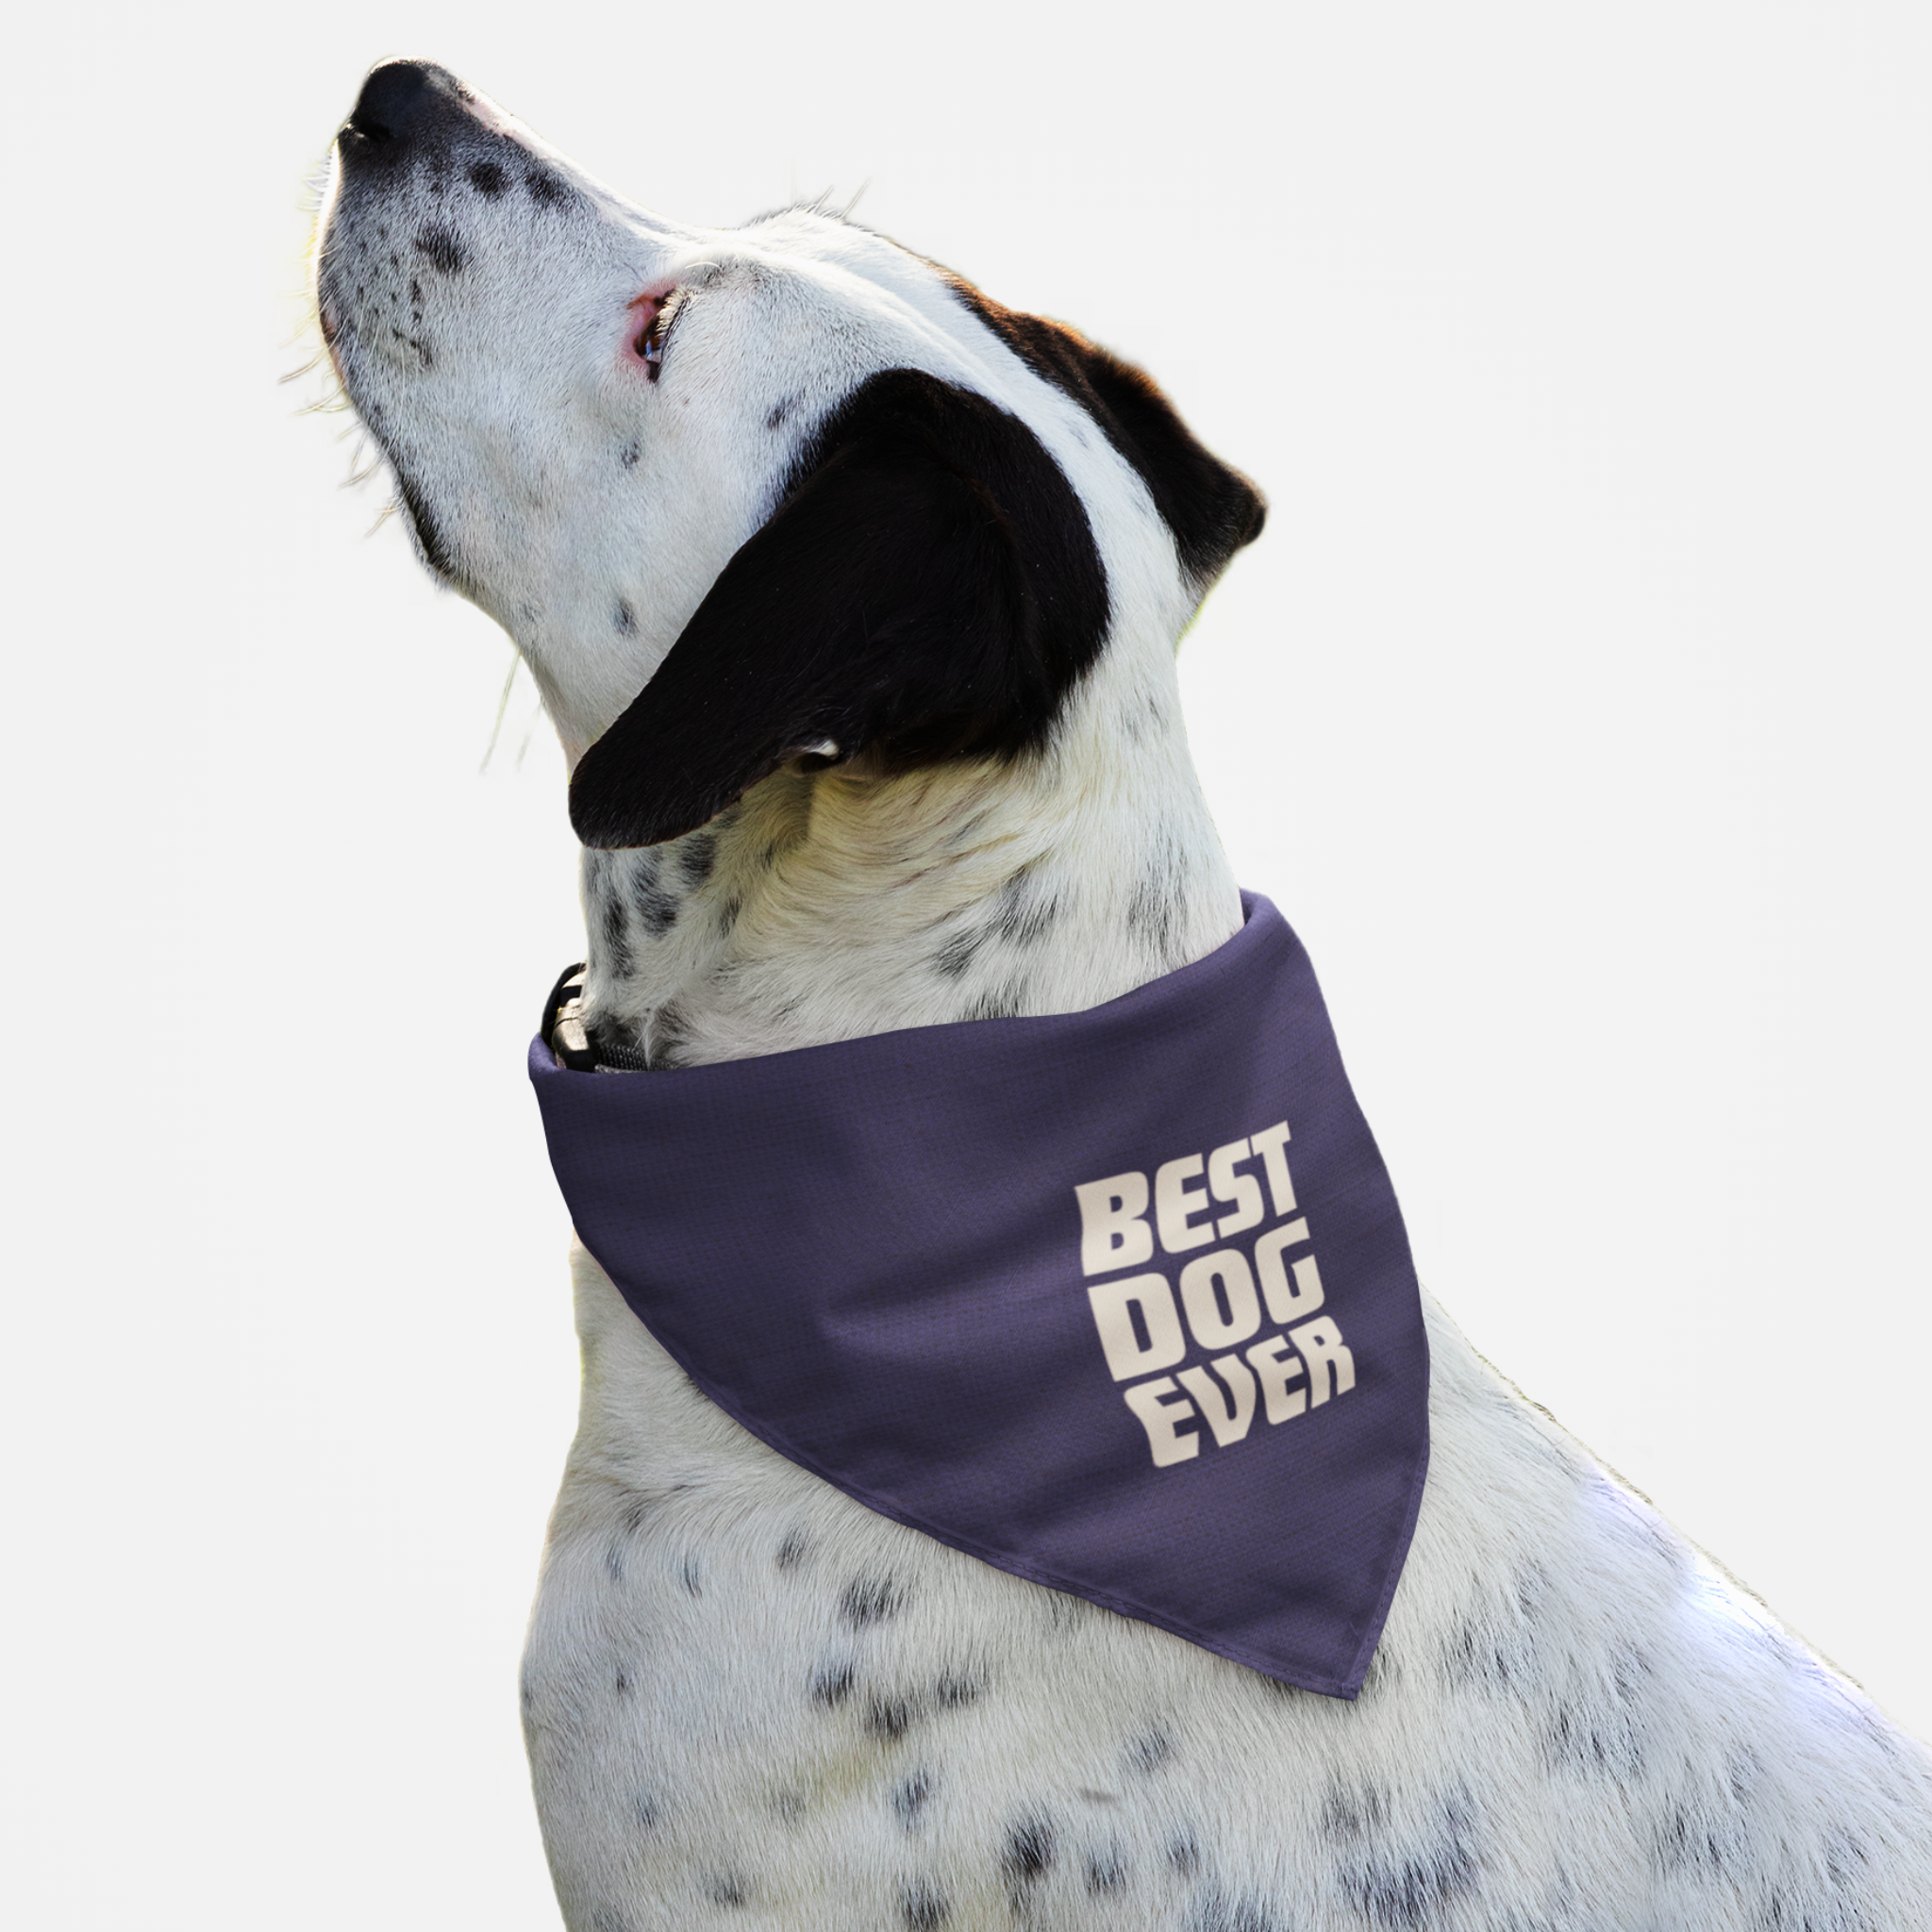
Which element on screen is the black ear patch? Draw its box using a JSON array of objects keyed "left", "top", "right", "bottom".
[
  {"left": 944, "top": 280, "right": 1266, "bottom": 590},
  {"left": 569, "top": 370, "right": 1110, "bottom": 851}
]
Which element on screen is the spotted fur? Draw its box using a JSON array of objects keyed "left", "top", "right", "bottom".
[{"left": 315, "top": 58, "right": 1932, "bottom": 1931}]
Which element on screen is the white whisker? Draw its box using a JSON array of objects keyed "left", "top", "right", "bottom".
[{"left": 480, "top": 650, "right": 522, "bottom": 774}]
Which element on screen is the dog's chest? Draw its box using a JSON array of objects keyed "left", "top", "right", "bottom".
[
  {"left": 521, "top": 1254, "right": 1240, "bottom": 1928},
  {"left": 519, "top": 1254, "right": 1932, "bottom": 1932}
]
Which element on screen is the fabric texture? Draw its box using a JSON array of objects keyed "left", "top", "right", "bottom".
[{"left": 528, "top": 893, "right": 1428, "bottom": 1697}]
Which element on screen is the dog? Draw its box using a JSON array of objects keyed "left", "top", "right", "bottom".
[{"left": 313, "top": 58, "right": 1932, "bottom": 1931}]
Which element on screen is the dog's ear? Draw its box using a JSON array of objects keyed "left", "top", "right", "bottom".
[
  {"left": 569, "top": 369, "right": 1110, "bottom": 850},
  {"left": 943, "top": 282, "right": 1267, "bottom": 590}
]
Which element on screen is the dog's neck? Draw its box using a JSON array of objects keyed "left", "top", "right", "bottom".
[{"left": 574, "top": 632, "right": 1242, "bottom": 1069}]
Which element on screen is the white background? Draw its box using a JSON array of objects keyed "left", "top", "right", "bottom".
[{"left": 3, "top": 3, "right": 1927, "bottom": 1924}]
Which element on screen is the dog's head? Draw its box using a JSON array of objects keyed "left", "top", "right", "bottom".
[{"left": 315, "top": 60, "right": 1263, "bottom": 849}]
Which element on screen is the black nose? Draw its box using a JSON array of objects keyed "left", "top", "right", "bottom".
[{"left": 345, "top": 58, "right": 469, "bottom": 143}]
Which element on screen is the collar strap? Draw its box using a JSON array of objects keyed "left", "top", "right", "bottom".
[{"left": 539, "top": 963, "right": 653, "bottom": 1073}]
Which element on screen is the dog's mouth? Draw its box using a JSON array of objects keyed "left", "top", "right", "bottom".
[
  {"left": 315, "top": 291, "right": 344, "bottom": 381},
  {"left": 308, "top": 266, "right": 375, "bottom": 411},
  {"left": 309, "top": 225, "right": 356, "bottom": 415}
]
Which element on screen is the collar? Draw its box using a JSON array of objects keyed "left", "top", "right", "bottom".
[{"left": 541, "top": 963, "right": 654, "bottom": 1072}]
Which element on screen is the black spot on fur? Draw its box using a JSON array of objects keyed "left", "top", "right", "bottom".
[
  {"left": 1124, "top": 1727, "right": 1174, "bottom": 1774},
  {"left": 1651, "top": 1752, "right": 1764, "bottom": 1883},
  {"left": 614, "top": 1668, "right": 632, "bottom": 1696},
  {"left": 775, "top": 1529, "right": 809, "bottom": 1571},
  {"left": 943, "top": 807, "right": 993, "bottom": 853},
  {"left": 811, "top": 1660, "right": 856, "bottom": 1707},
  {"left": 413, "top": 225, "right": 468, "bottom": 274},
  {"left": 678, "top": 832, "right": 717, "bottom": 885},
  {"left": 1441, "top": 1567, "right": 1546, "bottom": 1696},
  {"left": 1086, "top": 1848, "right": 1128, "bottom": 1894},
  {"left": 680, "top": 1554, "right": 702, "bottom": 1596},
  {"left": 868, "top": 1693, "right": 914, "bottom": 1740},
  {"left": 408, "top": 275, "right": 423, "bottom": 306},
  {"left": 934, "top": 1673, "right": 981, "bottom": 1708},
  {"left": 614, "top": 598, "right": 637, "bottom": 636},
  {"left": 1341, "top": 1790, "right": 1482, "bottom": 1929},
  {"left": 991, "top": 862, "right": 1059, "bottom": 945},
  {"left": 1125, "top": 858, "right": 1184, "bottom": 962},
  {"left": 1323, "top": 1784, "right": 1389, "bottom": 1841},
  {"left": 772, "top": 1790, "right": 805, "bottom": 1824},
  {"left": 708, "top": 1874, "right": 749, "bottom": 1907},
  {"left": 1045, "top": 1593, "right": 1094, "bottom": 1634},
  {"left": 1168, "top": 1829, "right": 1201, "bottom": 1877},
  {"left": 386, "top": 325, "right": 435, "bottom": 369},
  {"left": 467, "top": 159, "right": 507, "bottom": 197},
  {"left": 966, "top": 983, "right": 1026, "bottom": 1021},
  {"left": 1004, "top": 1817, "right": 1056, "bottom": 1900},
  {"left": 932, "top": 927, "right": 986, "bottom": 978},
  {"left": 629, "top": 850, "right": 679, "bottom": 936},
  {"left": 841, "top": 1575, "right": 908, "bottom": 1628},
  {"left": 1187, "top": 1890, "right": 1283, "bottom": 1932},
  {"left": 1544, "top": 1647, "right": 1650, "bottom": 1782},
  {"left": 768, "top": 395, "right": 798, "bottom": 430},
  {"left": 604, "top": 1542, "right": 625, "bottom": 1583},
  {"left": 1821, "top": 1824, "right": 1873, "bottom": 1891},
  {"left": 645, "top": 1002, "right": 690, "bottom": 1066},
  {"left": 525, "top": 167, "right": 575, "bottom": 208},
  {"left": 945, "top": 278, "right": 1265, "bottom": 589},
  {"left": 633, "top": 1791, "right": 660, "bottom": 1829},
  {"left": 902, "top": 1880, "right": 950, "bottom": 1929},
  {"left": 894, "top": 1769, "right": 933, "bottom": 1826},
  {"left": 718, "top": 892, "right": 742, "bottom": 936},
  {"left": 597, "top": 876, "right": 635, "bottom": 975},
  {"left": 620, "top": 440, "right": 641, "bottom": 469},
  {"left": 858, "top": 1670, "right": 981, "bottom": 1741}
]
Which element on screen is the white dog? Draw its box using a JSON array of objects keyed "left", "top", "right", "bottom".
[{"left": 314, "top": 59, "right": 1932, "bottom": 1931}]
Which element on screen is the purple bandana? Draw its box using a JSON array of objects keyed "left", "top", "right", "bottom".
[{"left": 527, "top": 894, "right": 1428, "bottom": 1697}]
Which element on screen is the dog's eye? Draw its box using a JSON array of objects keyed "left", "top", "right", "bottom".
[{"left": 633, "top": 290, "right": 686, "bottom": 383}]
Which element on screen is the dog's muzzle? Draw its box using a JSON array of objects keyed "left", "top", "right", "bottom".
[{"left": 336, "top": 58, "right": 480, "bottom": 168}]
